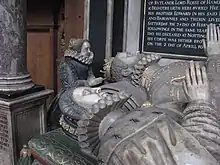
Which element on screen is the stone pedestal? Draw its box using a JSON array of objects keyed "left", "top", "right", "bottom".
[
  {"left": 0, "top": 1, "right": 54, "bottom": 164},
  {"left": 0, "top": 0, "right": 34, "bottom": 92},
  {"left": 0, "top": 86, "right": 53, "bottom": 165}
]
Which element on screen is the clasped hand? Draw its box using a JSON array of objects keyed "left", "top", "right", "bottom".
[{"left": 88, "top": 77, "right": 104, "bottom": 87}]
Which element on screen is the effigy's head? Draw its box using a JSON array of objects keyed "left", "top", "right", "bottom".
[
  {"left": 64, "top": 39, "right": 94, "bottom": 65},
  {"left": 105, "top": 52, "right": 141, "bottom": 82},
  {"left": 112, "top": 52, "right": 141, "bottom": 82},
  {"left": 72, "top": 87, "right": 108, "bottom": 109},
  {"left": 59, "top": 86, "right": 109, "bottom": 133},
  {"left": 102, "top": 52, "right": 161, "bottom": 84}
]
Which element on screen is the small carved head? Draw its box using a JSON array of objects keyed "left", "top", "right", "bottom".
[
  {"left": 72, "top": 87, "right": 108, "bottom": 109},
  {"left": 65, "top": 39, "right": 94, "bottom": 64},
  {"left": 110, "top": 52, "right": 141, "bottom": 82}
]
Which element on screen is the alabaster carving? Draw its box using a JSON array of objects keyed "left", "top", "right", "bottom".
[
  {"left": 47, "top": 39, "right": 103, "bottom": 130},
  {"left": 77, "top": 61, "right": 220, "bottom": 165}
]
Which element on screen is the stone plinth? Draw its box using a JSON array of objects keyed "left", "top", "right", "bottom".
[
  {"left": 0, "top": 0, "right": 34, "bottom": 92},
  {"left": 0, "top": 87, "right": 53, "bottom": 165}
]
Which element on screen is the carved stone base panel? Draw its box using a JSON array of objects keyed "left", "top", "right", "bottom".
[{"left": 0, "top": 89, "right": 53, "bottom": 165}]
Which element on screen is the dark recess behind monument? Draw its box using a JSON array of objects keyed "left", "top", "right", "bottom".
[
  {"left": 139, "top": 0, "right": 145, "bottom": 54},
  {"left": 112, "top": 0, "right": 124, "bottom": 57},
  {"left": 89, "top": 0, "right": 107, "bottom": 77}
]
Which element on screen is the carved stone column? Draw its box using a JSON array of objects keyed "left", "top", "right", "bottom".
[
  {"left": 0, "top": 1, "right": 53, "bottom": 164},
  {"left": 0, "top": 0, "right": 34, "bottom": 93}
]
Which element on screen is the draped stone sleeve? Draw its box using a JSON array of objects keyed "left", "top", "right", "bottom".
[
  {"left": 98, "top": 110, "right": 219, "bottom": 165},
  {"left": 181, "top": 101, "right": 220, "bottom": 162},
  {"left": 58, "top": 61, "right": 89, "bottom": 90}
]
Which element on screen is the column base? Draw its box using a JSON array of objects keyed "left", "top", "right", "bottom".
[
  {"left": 0, "top": 74, "right": 35, "bottom": 93},
  {"left": 0, "top": 84, "right": 45, "bottom": 99}
]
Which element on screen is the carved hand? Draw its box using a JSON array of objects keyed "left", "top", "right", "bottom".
[
  {"left": 88, "top": 77, "right": 104, "bottom": 87},
  {"left": 183, "top": 61, "right": 211, "bottom": 103},
  {"left": 203, "top": 24, "right": 220, "bottom": 56}
]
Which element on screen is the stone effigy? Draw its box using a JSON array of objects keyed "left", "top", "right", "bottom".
[
  {"left": 102, "top": 24, "right": 220, "bottom": 108},
  {"left": 60, "top": 38, "right": 103, "bottom": 88},
  {"left": 77, "top": 61, "right": 220, "bottom": 165},
  {"left": 101, "top": 52, "right": 160, "bottom": 110},
  {"left": 25, "top": 23, "right": 220, "bottom": 165},
  {"left": 27, "top": 87, "right": 130, "bottom": 165},
  {"left": 59, "top": 86, "right": 130, "bottom": 140},
  {"left": 48, "top": 49, "right": 159, "bottom": 129},
  {"left": 47, "top": 39, "right": 104, "bottom": 130},
  {"left": 140, "top": 24, "right": 220, "bottom": 107},
  {"left": 75, "top": 24, "right": 220, "bottom": 164}
]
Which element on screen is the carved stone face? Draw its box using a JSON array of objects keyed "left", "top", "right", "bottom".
[
  {"left": 111, "top": 52, "right": 140, "bottom": 82},
  {"left": 81, "top": 41, "right": 94, "bottom": 61},
  {"left": 72, "top": 87, "right": 108, "bottom": 109},
  {"left": 64, "top": 39, "right": 94, "bottom": 65}
]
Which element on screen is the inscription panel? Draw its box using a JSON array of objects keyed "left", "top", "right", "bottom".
[
  {"left": 141, "top": 0, "right": 220, "bottom": 58},
  {"left": 0, "top": 111, "right": 12, "bottom": 165},
  {"left": 0, "top": 112, "right": 9, "bottom": 152}
]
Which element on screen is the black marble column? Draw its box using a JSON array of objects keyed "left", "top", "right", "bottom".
[{"left": 0, "top": 0, "right": 34, "bottom": 93}]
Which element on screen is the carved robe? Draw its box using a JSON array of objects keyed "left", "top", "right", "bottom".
[{"left": 98, "top": 102, "right": 220, "bottom": 165}]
